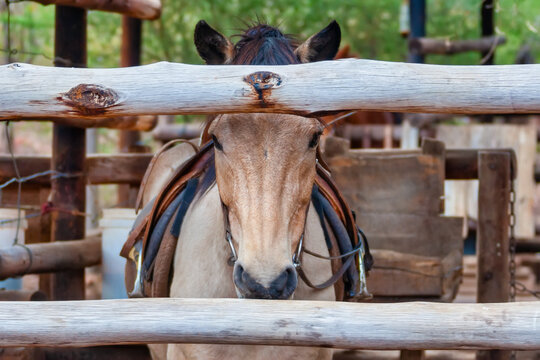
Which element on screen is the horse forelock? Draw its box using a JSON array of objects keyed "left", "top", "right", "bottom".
[{"left": 232, "top": 24, "right": 299, "bottom": 65}]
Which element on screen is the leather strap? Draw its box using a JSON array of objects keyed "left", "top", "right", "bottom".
[
  {"left": 135, "top": 139, "right": 199, "bottom": 213},
  {"left": 297, "top": 255, "right": 354, "bottom": 291}
]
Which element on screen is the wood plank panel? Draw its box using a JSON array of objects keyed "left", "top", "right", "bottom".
[{"left": 328, "top": 153, "right": 444, "bottom": 215}]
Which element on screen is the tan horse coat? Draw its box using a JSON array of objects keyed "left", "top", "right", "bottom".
[
  {"left": 142, "top": 19, "right": 344, "bottom": 360},
  {"left": 142, "top": 141, "right": 335, "bottom": 360}
]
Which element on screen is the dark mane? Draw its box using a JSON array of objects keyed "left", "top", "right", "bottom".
[{"left": 232, "top": 24, "right": 299, "bottom": 65}]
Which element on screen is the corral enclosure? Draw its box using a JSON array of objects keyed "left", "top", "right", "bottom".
[{"left": 1, "top": 1, "right": 540, "bottom": 360}]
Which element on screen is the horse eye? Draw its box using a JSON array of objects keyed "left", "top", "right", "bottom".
[
  {"left": 308, "top": 131, "right": 321, "bottom": 148},
  {"left": 212, "top": 135, "right": 223, "bottom": 151}
]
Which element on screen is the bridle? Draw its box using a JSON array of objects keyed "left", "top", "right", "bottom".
[
  {"left": 220, "top": 199, "right": 371, "bottom": 299},
  {"left": 211, "top": 111, "right": 370, "bottom": 299},
  {"left": 222, "top": 204, "right": 306, "bottom": 268}
]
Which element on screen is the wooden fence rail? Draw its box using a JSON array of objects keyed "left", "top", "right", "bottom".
[
  {"left": 0, "top": 299, "right": 538, "bottom": 349},
  {"left": 0, "top": 154, "right": 152, "bottom": 185},
  {"left": 0, "top": 149, "right": 515, "bottom": 186},
  {"left": 0, "top": 236, "right": 101, "bottom": 280},
  {"left": 32, "top": 0, "right": 161, "bottom": 20},
  {"left": 1, "top": 60, "right": 540, "bottom": 127},
  {"left": 408, "top": 36, "right": 506, "bottom": 55}
]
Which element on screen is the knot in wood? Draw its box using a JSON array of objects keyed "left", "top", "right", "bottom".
[
  {"left": 62, "top": 84, "right": 119, "bottom": 115},
  {"left": 244, "top": 71, "right": 282, "bottom": 105}
]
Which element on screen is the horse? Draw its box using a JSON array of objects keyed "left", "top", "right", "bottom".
[{"left": 129, "top": 20, "right": 368, "bottom": 360}]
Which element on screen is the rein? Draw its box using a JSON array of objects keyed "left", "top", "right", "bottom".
[{"left": 297, "top": 226, "right": 370, "bottom": 298}]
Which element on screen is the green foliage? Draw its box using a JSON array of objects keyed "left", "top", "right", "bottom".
[
  {"left": 426, "top": 0, "right": 540, "bottom": 65},
  {"left": 142, "top": 0, "right": 408, "bottom": 64},
  {"left": 87, "top": 10, "right": 122, "bottom": 68},
  {"left": 1, "top": 1, "right": 539, "bottom": 67},
  {"left": 0, "top": 3, "right": 54, "bottom": 65}
]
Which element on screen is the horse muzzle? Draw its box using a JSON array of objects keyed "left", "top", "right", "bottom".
[{"left": 233, "top": 263, "right": 298, "bottom": 299}]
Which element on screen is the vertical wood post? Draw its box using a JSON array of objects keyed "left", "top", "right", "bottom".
[
  {"left": 479, "top": 0, "right": 495, "bottom": 123},
  {"left": 476, "top": 151, "right": 511, "bottom": 360},
  {"left": 118, "top": 16, "right": 142, "bottom": 207},
  {"left": 404, "top": 2, "right": 425, "bottom": 358},
  {"left": 408, "top": 0, "right": 426, "bottom": 63},
  {"left": 401, "top": 350, "right": 425, "bottom": 360},
  {"left": 481, "top": 0, "right": 495, "bottom": 65},
  {"left": 50, "top": 5, "right": 87, "bottom": 300}
]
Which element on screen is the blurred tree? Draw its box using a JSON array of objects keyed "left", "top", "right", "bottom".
[{"left": 0, "top": 1, "right": 538, "bottom": 70}]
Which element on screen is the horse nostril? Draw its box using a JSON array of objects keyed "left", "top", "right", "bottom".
[
  {"left": 233, "top": 263, "right": 297, "bottom": 299},
  {"left": 233, "top": 263, "right": 245, "bottom": 289},
  {"left": 270, "top": 265, "right": 297, "bottom": 299}
]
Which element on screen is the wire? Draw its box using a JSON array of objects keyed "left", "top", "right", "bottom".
[
  {"left": 4, "top": 122, "right": 22, "bottom": 244},
  {"left": 0, "top": 169, "right": 73, "bottom": 190}
]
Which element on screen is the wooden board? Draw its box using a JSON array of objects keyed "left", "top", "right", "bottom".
[
  {"left": 0, "top": 154, "right": 152, "bottom": 186},
  {"left": 367, "top": 243, "right": 462, "bottom": 298},
  {"left": 0, "top": 235, "right": 101, "bottom": 280},
  {"left": 328, "top": 150, "right": 444, "bottom": 215},
  {"left": 368, "top": 249, "right": 443, "bottom": 297},
  {"left": 325, "top": 138, "right": 463, "bottom": 299},
  {"left": 409, "top": 36, "right": 506, "bottom": 55},
  {"left": 438, "top": 124, "right": 536, "bottom": 238},
  {"left": 356, "top": 214, "right": 463, "bottom": 257},
  {"left": 2, "top": 60, "right": 540, "bottom": 124},
  {"left": 32, "top": 0, "right": 161, "bottom": 20},
  {"left": 477, "top": 152, "right": 511, "bottom": 304},
  {"left": 0, "top": 299, "right": 538, "bottom": 350},
  {"left": 455, "top": 255, "right": 538, "bottom": 303}
]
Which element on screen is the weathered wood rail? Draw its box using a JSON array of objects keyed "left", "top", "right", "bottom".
[
  {"left": 0, "top": 236, "right": 100, "bottom": 280},
  {"left": 1, "top": 60, "right": 540, "bottom": 127},
  {"left": 0, "top": 153, "right": 152, "bottom": 185},
  {"left": 31, "top": 0, "right": 161, "bottom": 20},
  {"left": 0, "top": 149, "right": 516, "bottom": 187},
  {"left": 0, "top": 299, "right": 538, "bottom": 349},
  {"left": 409, "top": 36, "right": 506, "bottom": 55}
]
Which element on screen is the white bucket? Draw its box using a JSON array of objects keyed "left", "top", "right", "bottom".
[
  {"left": 0, "top": 209, "right": 28, "bottom": 290},
  {"left": 99, "top": 208, "right": 136, "bottom": 299}
]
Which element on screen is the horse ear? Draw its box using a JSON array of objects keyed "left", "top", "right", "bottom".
[
  {"left": 295, "top": 20, "right": 341, "bottom": 63},
  {"left": 194, "top": 20, "right": 234, "bottom": 65}
]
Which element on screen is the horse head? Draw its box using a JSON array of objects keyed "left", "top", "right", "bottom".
[{"left": 194, "top": 21, "right": 341, "bottom": 299}]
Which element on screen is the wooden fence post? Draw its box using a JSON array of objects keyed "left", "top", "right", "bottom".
[
  {"left": 476, "top": 151, "right": 511, "bottom": 360},
  {"left": 408, "top": 0, "right": 426, "bottom": 63},
  {"left": 481, "top": 0, "right": 495, "bottom": 65},
  {"left": 50, "top": 5, "right": 87, "bottom": 300},
  {"left": 405, "top": 1, "right": 426, "bottom": 357},
  {"left": 118, "top": 16, "right": 143, "bottom": 207}
]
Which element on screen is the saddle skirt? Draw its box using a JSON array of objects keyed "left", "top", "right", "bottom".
[{"left": 120, "top": 140, "right": 373, "bottom": 301}]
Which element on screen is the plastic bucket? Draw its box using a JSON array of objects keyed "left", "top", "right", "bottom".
[
  {"left": 99, "top": 208, "right": 136, "bottom": 299},
  {"left": 0, "top": 209, "right": 27, "bottom": 290}
]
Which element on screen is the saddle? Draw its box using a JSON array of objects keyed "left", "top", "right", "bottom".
[{"left": 120, "top": 140, "right": 373, "bottom": 301}]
